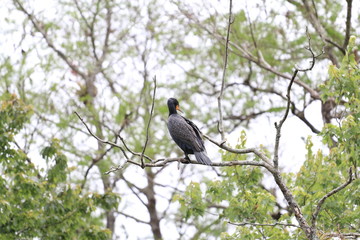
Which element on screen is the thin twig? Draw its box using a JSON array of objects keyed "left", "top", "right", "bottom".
[
  {"left": 243, "top": 76, "right": 321, "bottom": 134},
  {"left": 140, "top": 76, "right": 157, "bottom": 168},
  {"left": 74, "top": 111, "right": 129, "bottom": 160},
  {"left": 75, "top": 111, "right": 117, "bottom": 145},
  {"left": 323, "top": 232, "right": 360, "bottom": 239},
  {"left": 228, "top": 221, "right": 300, "bottom": 229},
  {"left": 273, "top": 28, "right": 322, "bottom": 168},
  {"left": 217, "top": 0, "right": 233, "bottom": 140},
  {"left": 176, "top": 4, "right": 321, "bottom": 99},
  {"left": 301, "top": 0, "right": 340, "bottom": 65},
  {"left": 269, "top": 30, "right": 324, "bottom": 239},
  {"left": 90, "top": 0, "right": 101, "bottom": 61},
  {"left": 311, "top": 168, "right": 354, "bottom": 228},
  {"left": 100, "top": 0, "right": 112, "bottom": 62},
  {"left": 75, "top": 111, "right": 153, "bottom": 170},
  {"left": 273, "top": 68, "right": 297, "bottom": 168},
  {"left": 13, "top": 0, "right": 87, "bottom": 80},
  {"left": 116, "top": 211, "right": 150, "bottom": 225},
  {"left": 118, "top": 134, "right": 153, "bottom": 162},
  {"left": 81, "top": 146, "right": 114, "bottom": 188},
  {"left": 203, "top": 134, "right": 272, "bottom": 165}
]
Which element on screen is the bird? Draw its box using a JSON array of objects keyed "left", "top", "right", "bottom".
[{"left": 167, "top": 98, "right": 212, "bottom": 165}]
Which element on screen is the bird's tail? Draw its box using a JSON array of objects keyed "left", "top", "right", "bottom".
[{"left": 194, "top": 151, "right": 212, "bottom": 165}]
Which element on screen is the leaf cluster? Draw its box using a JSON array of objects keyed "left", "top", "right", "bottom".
[{"left": 0, "top": 94, "right": 117, "bottom": 239}]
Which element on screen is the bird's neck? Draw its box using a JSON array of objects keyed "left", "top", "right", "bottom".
[
  {"left": 168, "top": 106, "right": 177, "bottom": 116},
  {"left": 169, "top": 111, "right": 177, "bottom": 116}
]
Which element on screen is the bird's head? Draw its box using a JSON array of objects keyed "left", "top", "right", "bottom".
[{"left": 167, "top": 98, "right": 183, "bottom": 115}]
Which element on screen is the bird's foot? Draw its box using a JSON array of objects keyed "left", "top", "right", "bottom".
[{"left": 182, "top": 156, "right": 191, "bottom": 164}]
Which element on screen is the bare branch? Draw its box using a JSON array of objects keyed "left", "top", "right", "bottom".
[
  {"left": 74, "top": 110, "right": 157, "bottom": 174},
  {"left": 140, "top": 76, "right": 157, "bottom": 168},
  {"left": 326, "top": 38, "right": 346, "bottom": 55},
  {"left": 217, "top": 0, "right": 233, "bottom": 140},
  {"left": 100, "top": 0, "right": 112, "bottom": 62},
  {"left": 243, "top": 78, "right": 321, "bottom": 134},
  {"left": 228, "top": 221, "right": 300, "bottom": 229},
  {"left": 269, "top": 29, "right": 324, "bottom": 239},
  {"left": 323, "top": 232, "right": 360, "bottom": 239},
  {"left": 176, "top": 5, "right": 321, "bottom": 100},
  {"left": 119, "top": 135, "right": 153, "bottom": 162},
  {"left": 81, "top": 146, "right": 114, "bottom": 189},
  {"left": 107, "top": 154, "right": 272, "bottom": 170},
  {"left": 311, "top": 168, "right": 354, "bottom": 228},
  {"left": 273, "top": 28, "right": 321, "bottom": 168},
  {"left": 74, "top": 111, "right": 129, "bottom": 158},
  {"left": 292, "top": 109, "right": 321, "bottom": 134},
  {"left": 273, "top": 68, "right": 297, "bottom": 168},
  {"left": 116, "top": 211, "right": 149, "bottom": 225},
  {"left": 13, "top": 0, "right": 87, "bottom": 80},
  {"left": 272, "top": 170, "right": 312, "bottom": 238},
  {"left": 300, "top": 0, "right": 341, "bottom": 64},
  {"left": 203, "top": 134, "right": 274, "bottom": 170},
  {"left": 343, "top": 0, "right": 353, "bottom": 50},
  {"left": 89, "top": 0, "right": 102, "bottom": 61}
]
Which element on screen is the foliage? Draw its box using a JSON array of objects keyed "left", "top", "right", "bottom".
[
  {"left": 321, "top": 36, "right": 360, "bottom": 172},
  {"left": 0, "top": 94, "right": 116, "bottom": 239}
]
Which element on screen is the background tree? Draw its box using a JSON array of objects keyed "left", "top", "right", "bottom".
[
  {"left": 0, "top": 93, "right": 114, "bottom": 239},
  {"left": 1, "top": 0, "right": 359, "bottom": 239}
]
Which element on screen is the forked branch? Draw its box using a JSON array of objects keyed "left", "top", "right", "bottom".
[{"left": 273, "top": 28, "right": 323, "bottom": 168}]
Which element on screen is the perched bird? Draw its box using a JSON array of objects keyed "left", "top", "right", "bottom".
[{"left": 167, "top": 98, "right": 212, "bottom": 165}]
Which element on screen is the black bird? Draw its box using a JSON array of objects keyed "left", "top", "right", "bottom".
[{"left": 167, "top": 98, "right": 212, "bottom": 165}]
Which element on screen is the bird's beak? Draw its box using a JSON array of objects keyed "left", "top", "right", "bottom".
[{"left": 176, "top": 105, "right": 183, "bottom": 113}]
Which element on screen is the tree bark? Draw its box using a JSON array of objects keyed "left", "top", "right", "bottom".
[
  {"left": 272, "top": 170, "right": 314, "bottom": 239},
  {"left": 143, "top": 169, "right": 162, "bottom": 240}
]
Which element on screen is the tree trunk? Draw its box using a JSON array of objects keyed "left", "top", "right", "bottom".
[{"left": 143, "top": 169, "right": 162, "bottom": 240}]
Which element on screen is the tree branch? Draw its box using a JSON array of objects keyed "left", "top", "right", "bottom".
[
  {"left": 273, "top": 69, "right": 296, "bottom": 168},
  {"left": 119, "top": 135, "right": 153, "bottom": 163},
  {"left": 203, "top": 134, "right": 272, "bottom": 166},
  {"left": 140, "top": 76, "right": 157, "bottom": 168},
  {"left": 343, "top": 0, "right": 353, "bottom": 50},
  {"left": 74, "top": 126, "right": 274, "bottom": 172},
  {"left": 176, "top": 5, "right": 321, "bottom": 100},
  {"left": 13, "top": 0, "right": 87, "bottom": 80},
  {"left": 300, "top": 0, "right": 341, "bottom": 63},
  {"left": 217, "top": 0, "right": 233, "bottom": 140},
  {"left": 273, "top": 28, "right": 321, "bottom": 168},
  {"left": 311, "top": 168, "right": 354, "bottom": 228},
  {"left": 323, "top": 232, "right": 360, "bottom": 239},
  {"left": 100, "top": 0, "right": 112, "bottom": 63},
  {"left": 74, "top": 111, "right": 129, "bottom": 160},
  {"left": 116, "top": 211, "right": 149, "bottom": 225},
  {"left": 270, "top": 29, "right": 322, "bottom": 239},
  {"left": 243, "top": 78, "right": 321, "bottom": 134},
  {"left": 228, "top": 221, "right": 300, "bottom": 229},
  {"left": 120, "top": 157, "right": 269, "bottom": 169},
  {"left": 81, "top": 146, "right": 114, "bottom": 189}
]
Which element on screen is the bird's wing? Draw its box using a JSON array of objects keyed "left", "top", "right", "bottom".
[
  {"left": 181, "top": 116, "right": 206, "bottom": 150},
  {"left": 168, "top": 115, "right": 205, "bottom": 152}
]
